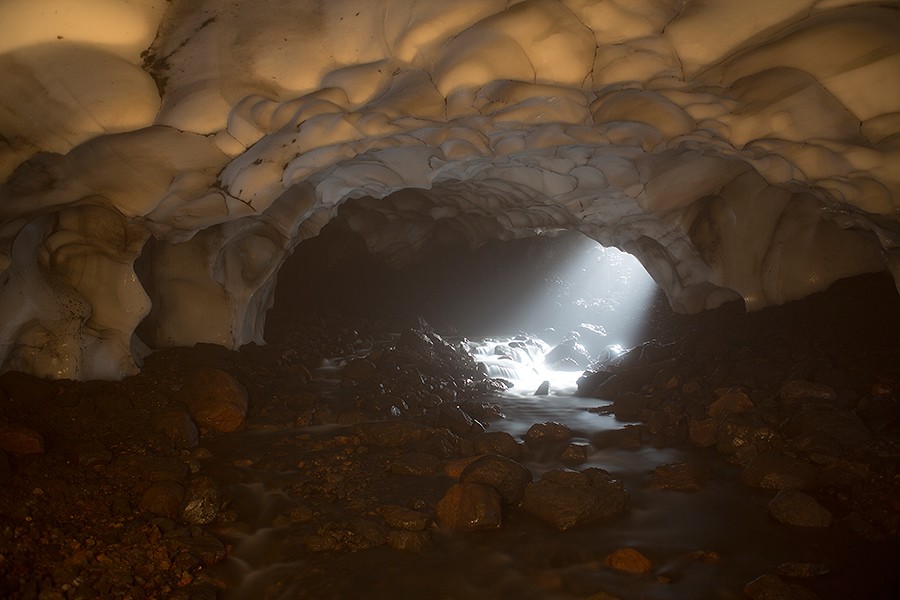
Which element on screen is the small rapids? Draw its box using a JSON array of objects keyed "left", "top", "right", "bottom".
[{"left": 205, "top": 333, "right": 891, "bottom": 600}]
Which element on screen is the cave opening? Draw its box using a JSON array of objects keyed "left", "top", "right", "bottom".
[{"left": 266, "top": 206, "right": 660, "bottom": 354}]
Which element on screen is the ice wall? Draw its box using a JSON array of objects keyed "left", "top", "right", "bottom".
[{"left": 1, "top": 0, "right": 898, "bottom": 379}]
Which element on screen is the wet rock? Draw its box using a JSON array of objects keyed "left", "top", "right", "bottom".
[
  {"left": 386, "top": 452, "right": 441, "bottom": 475},
  {"left": 767, "top": 490, "right": 833, "bottom": 528},
  {"left": 775, "top": 562, "right": 830, "bottom": 578},
  {"left": 0, "top": 423, "right": 44, "bottom": 455},
  {"left": 544, "top": 339, "right": 592, "bottom": 370},
  {"left": 744, "top": 574, "right": 821, "bottom": 599},
  {"left": 592, "top": 425, "right": 641, "bottom": 450},
  {"left": 525, "top": 421, "right": 572, "bottom": 444},
  {"left": 782, "top": 408, "right": 871, "bottom": 451},
  {"left": 473, "top": 431, "right": 522, "bottom": 459},
  {"left": 460, "top": 454, "right": 532, "bottom": 504},
  {"left": 341, "top": 357, "right": 377, "bottom": 381},
  {"left": 688, "top": 418, "right": 718, "bottom": 447},
  {"left": 181, "top": 476, "right": 222, "bottom": 525},
  {"left": 558, "top": 443, "right": 590, "bottom": 465},
  {"left": 534, "top": 380, "right": 550, "bottom": 396},
  {"left": 171, "top": 534, "right": 226, "bottom": 567},
  {"left": 377, "top": 505, "right": 431, "bottom": 531},
  {"left": 351, "top": 421, "right": 432, "bottom": 447},
  {"left": 308, "top": 518, "right": 388, "bottom": 552},
  {"left": 604, "top": 548, "right": 653, "bottom": 574},
  {"left": 74, "top": 440, "right": 112, "bottom": 468},
  {"left": 521, "top": 468, "right": 629, "bottom": 531},
  {"left": 707, "top": 388, "right": 754, "bottom": 418},
  {"left": 139, "top": 481, "right": 185, "bottom": 518},
  {"left": 177, "top": 368, "right": 248, "bottom": 433},
  {"left": 436, "top": 405, "right": 474, "bottom": 436},
  {"left": 779, "top": 381, "right": 837, "bottom": 409},
  {"left": 649, "top": 462, "right": 709, "bottom": 491},
  {"left": 152, "top": 410, "right": 199, "bottom": 450},
  {"left": 741, "top": 453, "right": 820, "bottom": 490},
  {"left": 716, "top": 417, "right": 777, "bottom": 465},
  {"left": 387, "top": 530, "right": 431, "bottom": 552},
  {"left": 613, "top": 392, "right": 651, "bottom": 421},
  {"left": 435, "top": 482, "right": 503, "bottom": 531}
]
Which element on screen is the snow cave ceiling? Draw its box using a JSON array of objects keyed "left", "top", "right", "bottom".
[{"left": 1, "top": 0, "right": 899, "bottom": 380}]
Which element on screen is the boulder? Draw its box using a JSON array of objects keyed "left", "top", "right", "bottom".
[
  {"left": 435, "top": 482, "right": 503, "bottom": 531},
  {"left": 177, "top": 368, "right": 248, "bottom": 433},
  {"left": 521, "top": 468, "right": 629, "bottom": 531},
  {"left": 741, "top": 453, "right": 820, "bottom": 490},
  {"left": 0, "top": 423, "right": 44, "bottom": 455},
  {"left": 460, "top": 454, "right": 532, "bottom": 504},
  {"left": 767, "top": 490, "right": 833, "bottom": 528}
]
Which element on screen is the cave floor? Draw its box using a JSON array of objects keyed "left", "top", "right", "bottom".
[{"left": 1, "top": 274, "right": 899, "bottom": 599}]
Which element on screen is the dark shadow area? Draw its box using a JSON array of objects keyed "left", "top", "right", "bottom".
[{"left": 267, "top": 222, "right": 659, "bottom": 352}]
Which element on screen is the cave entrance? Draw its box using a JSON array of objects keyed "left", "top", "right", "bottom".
[{"left": 266, "top": 216, "right": 661, "bottom": 364}]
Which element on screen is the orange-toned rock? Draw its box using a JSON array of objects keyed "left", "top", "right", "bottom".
[
  {"left": 604, "top": 548, "right": 653, "bottom": 574},
  {"left": 0, "top": 423, "right": 44, "bottom": 455},
  {"left": 177, "top": 368, "right": 248, "bottom": 433},
  {"left": 435, "top": 482, "right": 502, "bottom": 530},
  {"left": 708, "top": 388, "right": 754, "bottom": 418},
  {"left": 442, "top": 455, "right": 482, "bottom": 479}
]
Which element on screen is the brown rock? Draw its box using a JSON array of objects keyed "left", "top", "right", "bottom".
[
  {"left": 741, "top": 453, "right": 819, "bottom": 490},
  {"left": 688, "top": 418, "right": 718, "bottom": 447},
  {"left": 0, "top": 423, "right": 44, "bottom": 455},
  {"left": 605, "top": 548, "right": 653, "bottom": 574},
  {"left": 649, "top": 462, "right": 708, "bottom": 491},
  {"left": 473, "top": 431, "right": 522, "bottom": 459},
  {"left": 152, "top": 410, "right": 199, "bottom": 450},
  {"left": 378, "top": 505, "right": 431, "bottom": 531},
  {"left": 460, "top": 454, "right": 532, "bottom": 504},
  {"left": 744, "top": 574, "right": 821, "bottom": 599},
  {"left": 177, "top": 368, "right": 248, "bottom": 433},
  {"left": 521, "top": 468, "right": 629, "bottom": 531},
  {"left": 779, "top": 381, "right": 837, "bottom": 407},
  {"left": 139, "top": 481, "right": 185, "bottom": 517},
  {"left": 387, "top": 530, "right": 431, "bottom": 552},
  {"left": 708, "top": 388, "right": 754, "bottom": 418},
  {"left": 525, "top": 421, "right": 572, "bottom": 444},
  {"left": 435, "top": 482, "right": 502, "bottom": 531},
  {"left": 767, "top": 490, "right": 833, "bottom": 528}
]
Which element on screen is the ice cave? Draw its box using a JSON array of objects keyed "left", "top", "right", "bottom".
[{"left": 0, "top": 1, "right": 898, "bottom": 599}]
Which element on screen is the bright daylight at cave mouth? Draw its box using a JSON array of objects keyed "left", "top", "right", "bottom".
[{"left": 0, "top": 1, "right": 898, "bottom": 599}]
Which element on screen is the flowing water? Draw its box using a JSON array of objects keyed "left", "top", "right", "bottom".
[{"left": 206, "top": 335, "right": 887, "bottom": 600}]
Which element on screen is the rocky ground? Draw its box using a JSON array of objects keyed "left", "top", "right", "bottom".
[{"left": 0, "top": 273, "right": 898, "bottom": 599}]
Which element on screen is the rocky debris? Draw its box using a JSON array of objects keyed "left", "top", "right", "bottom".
[
  {"left": 307, "top": 518, "right": 388, "bottom": 552},
  {"left": 377, "top": 505, "right": 431, "bottom": 531},
  {"left": 74, "top": 440, "right": 112, "bottom": 468},
  {"left": 743, "top": 574, "right": 821, "bottom": 599},
  {"left": 340, "top": 357, "right": 377, "bottom": 382},
  {"left": 767, "top": 490, "right": 834, "bottom": 528},
  {"left": 152, "top": 410, "right": 200, "bottom": 450},
  {"left": 521, "top": 468, "right": 629, "bottom": 531},
  {"left": 177, "top": 368, "right": 248, "bottom": 433},
  {"left": 0, "top": 423, "right": 44, "bottom": 455},
  {"left": 459, "top": 454, "right": 532, "bottom": 504},
  {"left": 649, "top": 462, "right": 708, "bottom": 491},
  {"left": 613, "top": 391, "right": 652, "bottom": 421},
  {"left": 779, "top": 381, "right": 838, "bottom": 408},
  {"left": 351, "top": 421, "right": 433, "bottom": 447},
  {"left": 604, "top": 548, "right": 653, "bottom": 574},
  {"left": 0, "top": 370, "right": 60, "bottom": 403},
  {"left": 387, "top": 529, "right": 432, "bottom": 552},
  {"left": 386, "top": 451, "right": 441, "bottom": 475},
  {"left": 435, "top": 482, "right": 503, "bottom": 531},
  {"left": 775, "top": 562, "right": 830, "bottom": 578},
  {"left": 741, "top": 453, "right": 820, "bottom": 490},
  {"left": 181, "top": 476, "right": 223, "bottom": 525}
]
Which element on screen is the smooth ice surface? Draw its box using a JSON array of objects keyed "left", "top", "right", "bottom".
[{"left": 1, "top": 0, "right": 899, "bottom": 379}]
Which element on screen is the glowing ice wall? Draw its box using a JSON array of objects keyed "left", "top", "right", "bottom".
[{"left": 0, "top": 0, "right": 898, "bottom": 379}]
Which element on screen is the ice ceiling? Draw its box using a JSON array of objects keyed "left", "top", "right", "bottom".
[{"left": 0, "top": 0, "right": 898, "bottom": 380}]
